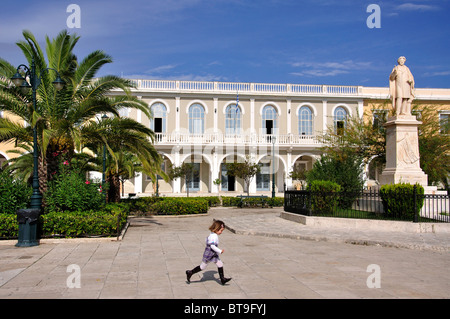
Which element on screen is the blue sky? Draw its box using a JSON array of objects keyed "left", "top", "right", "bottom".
[{"left": 1, "top": 0, "right": 449, "bottom": 88}]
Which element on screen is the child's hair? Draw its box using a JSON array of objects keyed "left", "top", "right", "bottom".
[{"left": 209, "top": 220, "right": 225, "bottom": 233}]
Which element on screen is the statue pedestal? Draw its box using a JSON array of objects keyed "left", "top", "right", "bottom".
[{"left": 379, "top": 115, "right": 428, "bottom": 187}]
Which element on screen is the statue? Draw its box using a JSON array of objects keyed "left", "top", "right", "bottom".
[{"left": 389, "top": 56, "right": 415, "bottom": 116}]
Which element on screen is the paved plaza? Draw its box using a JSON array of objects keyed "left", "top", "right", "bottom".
[{"left": 0, "top": 207, "right": 449, "bottom": 299}]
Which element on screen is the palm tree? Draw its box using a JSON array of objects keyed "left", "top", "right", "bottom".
[
  {"left": 81, "top": 116, "right": 164, "bottom": 202},
  {"left": 0, "top": 29, "right": 152, "bottom": 194}
]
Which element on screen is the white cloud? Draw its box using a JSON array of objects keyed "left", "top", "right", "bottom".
[
  {"left": 146, "top": 64, "right": 179, "bottom": 74},
  {"left": 123, "top": 72, "right": 228, "bottom": 82},
  {"left": 290, "top": 60, "right": 373, "bottom": 77},
  {"left": 395, "top": 3, "right": 439, "bottom": 11},
  {"left": 291, "top": 70, "right": 349, "bottom": 77},
  {"left": 423, "top": 71, "right": 450, "bottom": 77}
]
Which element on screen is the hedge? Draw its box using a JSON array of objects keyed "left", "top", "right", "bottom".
[
  {"left": 221, "top": 196, "right": 284, "bottom": 207},
  {"left": 0, "top": 204, "right": 128, "bottom": 239},
  {"left": 380, "top": 183, "right": 425, "bottom": 220},
  {"left": 149, "top": 198, "right": 209, "bottom": 215},
  {"left": 0, "top": 214, "right": 18, "bottom": 239},
  {"left": 309, "top": 180, "right": 341, "bottom": 215}
]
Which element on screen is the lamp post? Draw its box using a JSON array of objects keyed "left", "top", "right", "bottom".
[
  {"left": 11, "top": 57, "right": 65, "bottom": 247},
  {"left": 101, "top": 114, "right": 109, "bottom": 203},
  {"left": 10, "top": 57, "right": 65, "bottom": 211},
  {"left": 272, "top": 135, "right": 276, "bottom": 198}
]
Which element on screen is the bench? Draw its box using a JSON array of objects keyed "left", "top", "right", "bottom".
[{"left": 237, "top": 195, "right": 268, "bottom": 208}]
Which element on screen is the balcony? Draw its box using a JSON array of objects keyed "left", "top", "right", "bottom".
[
  {"left": 154, "top": 133, "right": 321, "bottom": 147},
  {"left": 130, "top": 79, "right": 362, "bottom": 97}
]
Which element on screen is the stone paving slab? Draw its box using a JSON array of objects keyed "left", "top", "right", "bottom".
[
  {"left": 0, "top": 207, "right": 449, "bottom": 300},
  {"left": 219, "top": 209, "right": 450, "bottom": 252}
]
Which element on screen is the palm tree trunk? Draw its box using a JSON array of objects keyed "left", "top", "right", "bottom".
[{"left": 107, "top": 174, "right": 121, "bottom": 203}]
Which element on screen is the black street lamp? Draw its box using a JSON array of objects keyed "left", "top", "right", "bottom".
[
  {"left": 10, "top": 58, "right": 65, "bottom": 211},
  {"left": 11, "top": 57, "right": 65, "bottom": 247}
]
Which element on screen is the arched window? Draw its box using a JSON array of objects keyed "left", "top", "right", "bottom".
[
  {"left": 225, "top": 104, "right": 242, "bottom": 135},
  {"left": 334, "top": 106, "right": 347, "bottom": 135},
  {"left": 150, "top": 103, "right": 166, "bottom": 133},
  {"left": 262, "top": 105, "right": 277, "bottom": 135},
  {"left": 298, "top": 106, "right": 313, "bottom": 135},
  {"left": 189, "top": 104, "right": 205, "bottom": 134}
]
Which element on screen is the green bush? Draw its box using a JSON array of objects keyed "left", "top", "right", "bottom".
[
  {"left": 221, "top": 196, "right": 242, "bottom": 207},
  {"left": 40, "top": 209, "right": 126, "bottom": 238},
  {"left": 267, "top": 197, "right": 284, "bottom": 207},
  {"left": 236, "top": 196, "right": 284, "bottom": 208},
  {"left": 309, "top": 180, "right": 341, "bottom": 215},
  {"left": 122, "top": 196, "right": 218, "bottom": 214},
  {"left": 44, "top": 163, "right": 105, "bottom": 213},
  {"left": 0, "top": 169, "right": 31, "bottom": 214},
  {"left": 122, "top": 195, "right": 281, "bottom": 214},
  {"left": 380, "top": 183, "right": 424, "bottom": 220},
  {"left": 0, "top": 214, "right": 18, "bottom": 238},
  {"left": 149, "top": 198, "right": 208, "bottom": 215},
  {"left": 0, "top": 205, "right": 127, "bottom": 239},
  {"left": 306, "top": 154, "right": 364, "bottom": 209}
]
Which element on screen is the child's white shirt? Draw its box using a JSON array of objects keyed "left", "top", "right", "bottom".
[{"left": 207, "top": 232, "right": 222, "bottom": 254}]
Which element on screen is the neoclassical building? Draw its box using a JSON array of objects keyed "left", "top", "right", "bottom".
[
  {"left": 1, "top": 79, "right": 449, "bottom": 196},
  {"left": 106, "top": 80, "right": 450, "bottom": 196}
]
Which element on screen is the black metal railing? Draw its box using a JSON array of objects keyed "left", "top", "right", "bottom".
[{"left": 284, "top": 188, "right": 450, "bottom": 223}]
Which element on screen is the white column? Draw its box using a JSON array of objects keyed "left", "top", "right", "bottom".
[
  {"left": 286, "top": 149, "right": 292, "bottom": 188},
  {"left": 211, "top": 150, "right": 219, "bottom": 193},
  {"left": 173, "top": 147, "right": 181, "bottom": 193},
  {"left": 134, "top": 172, "right": 143, "bottom": 194},
  {"left": 249, "top": 148, "right": 257, "bottom": 194},
  {"left": 135, "top": 96, "right": 143, "bottom": 194},
  {"left": 175, "top": 96, "right": 180, "bottom": 133},
  {"left": 287, "top": 99, "right": 291, "bottom": 134},
  {"left": 250, "top": 98, "right": 255, "bottom": 134},
  {"left": 322, "top": 100, "right": 328, "bottom": 133},
  {"left": 213, "top": 97, "right": 218, "bottom": 133},
  {"left": 358, "top": 100, "right": 364, "bottom": 118}
]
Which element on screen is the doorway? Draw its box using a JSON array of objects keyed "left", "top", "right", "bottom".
[
  {"left": 265, "top": 120, "right": 273, "bottom": 135},
  {"left": 221, "top": 164, "right": 235, "bottom": 191},
  {"left": 154, "top": 118, "right": 162, "bottom": 133}
]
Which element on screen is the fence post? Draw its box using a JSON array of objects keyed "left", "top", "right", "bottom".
[
  {"left": 307, "top": 184, "right": 312, "bottom": 216},
  {"left": 413, "top": 184, "right": 418, "bottom": 223}
]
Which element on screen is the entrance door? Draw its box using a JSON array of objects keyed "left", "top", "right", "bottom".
[
  {"left": 221, "top": 164, "right": 235, "bottom": 191},
  {"left": 187, "top": 163, "right": 200, "bottom": 192},
  {"left": 154, "top": 118, "right": 162, "bottom": 133},
  {"left": 256, "top": 162, "right": 270, "bottom": 191},
  {"left": 265, "top": 120, "right": 273, "bottom": 135},
  {"left": 228, "top": 175, "right": 235, "bottom": 191}
]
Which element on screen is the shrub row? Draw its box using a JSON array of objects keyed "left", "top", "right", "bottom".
[
  {"left": 149, "top": 198, "right": 209, "bottom": 215},
  {"left": 221, "top": 196, "right": 284, "bottom": 208},
  {"left": 0, "top": 204, "right": 128, "bottom": 239},
  {"left": 122, "top": 195, "right": 283, "bottom": 215}
]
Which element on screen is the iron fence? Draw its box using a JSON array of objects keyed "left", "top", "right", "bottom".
[{"left": 284, "top": 188, "right": 450, "bottom": 223}]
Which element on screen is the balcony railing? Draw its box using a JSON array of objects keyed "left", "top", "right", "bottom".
[
  {"left": 154, "top": 133, "right": 321, "bottom": 145},
  {"left": 131, "top": 79, "right": 361, "bottom": 96}
]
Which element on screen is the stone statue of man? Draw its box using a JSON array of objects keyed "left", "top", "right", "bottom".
[{"left": 389, "top": 56, "right": 415, "bottom": 116}]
